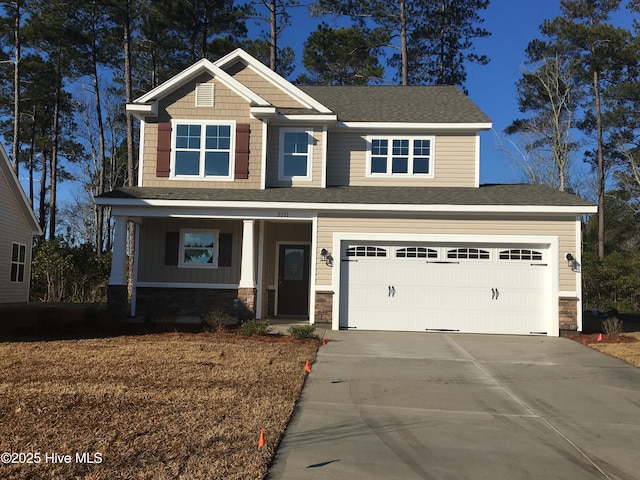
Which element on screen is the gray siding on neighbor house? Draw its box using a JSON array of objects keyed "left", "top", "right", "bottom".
[{"left": 0, "top": 167, "right": 34, "bottom": 303}]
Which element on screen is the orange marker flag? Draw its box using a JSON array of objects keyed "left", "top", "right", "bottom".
[
  {"left": 258, "top": 429, "right": 266, "bottom": 450},
  {"left": 597, "top": 333, "right": 603, "bottom": 342},
  {"left": 322, "top": 338, "right": 329, "bottom": 345},
  {"left": 304, "top": 360, "right": 311, "bottom": 373}
]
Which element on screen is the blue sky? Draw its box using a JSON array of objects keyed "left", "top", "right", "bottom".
[{"left": 278, "top": 0, "right": 633, "bottom": 186}]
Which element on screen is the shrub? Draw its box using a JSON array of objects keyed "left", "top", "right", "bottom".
[
  {"left": 602, "top": 316, "right": 624, "bottom": 338},
  {"left": 287, "top": 324, "right": 319, "bottom": 339},
  {"left": 202, "top": 309, "right": 234, "bottom": 332},
  {"left": 238, "top": 319, "right": 274, "bottom": 336}
]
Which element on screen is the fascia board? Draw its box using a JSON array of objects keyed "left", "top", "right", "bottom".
[
  {"left": 276, "top": 114, "right": 338, "bottom": 123},
  {"left": 133, "top": 58, "right": 270, "bottom": 108},
  {"left": 126, "top": 102, "right": 158, "bottom": 117},
  {"left": 214, "top": 48, "right": 334, "bottom": 113},
  {"left": 96, "top": 197, "right": 598, "bottom": 215},
  {"left": 336, "top": 121, "right": 493, "bottom": 130}
]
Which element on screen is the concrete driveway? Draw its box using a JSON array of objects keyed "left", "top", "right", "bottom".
[{"left": 268, "top": 331, "right": 640, "bottom": 480}]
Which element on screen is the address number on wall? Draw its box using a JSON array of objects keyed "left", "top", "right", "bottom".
[{"left": 277, "top": 211, "right": 289, "bottom": 218}]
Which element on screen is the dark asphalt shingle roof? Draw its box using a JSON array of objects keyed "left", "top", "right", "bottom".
[
  {"left": 99, "top": 184, "right": 595, "bottom": 208},
  {"left": 298, "top": 85, "right": 492, "bottom": 124}
]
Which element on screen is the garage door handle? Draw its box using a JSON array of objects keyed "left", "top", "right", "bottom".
[
  {"left": 388, "top": 285, "right": 396, "bottom": 297},
  {"left": 491, "top": 288, "right": 495, "bottom": 300},
  {"left": 495, "top": 288, "right": 499, "bottom": 300}
]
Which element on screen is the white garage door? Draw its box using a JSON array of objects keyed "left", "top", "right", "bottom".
[{"left": 339, "top": 242, "right": 550, "bottom": 335}]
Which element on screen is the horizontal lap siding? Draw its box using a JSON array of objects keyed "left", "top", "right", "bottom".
[
  {"left": 266, "top": 126, "right": 324, "bottom": 187},
  {"left": 315, "top": 214, "right": 577, "bottom": 291},
  {"left": 137, "top": 218, "right": 242, "bottom": 284},
  {"left": 326, "top": 131, "right": 477, "bottom": 187},
  {"left": 141, "top": 74, "right": 262, "bottom": 188},
  {"left": 0, "top": 170, "right": 33, "bottom": 303}
]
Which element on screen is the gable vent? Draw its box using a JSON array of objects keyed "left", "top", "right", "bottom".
[{"left": 195, "top": 83, "right": 215, "bottom": 107}]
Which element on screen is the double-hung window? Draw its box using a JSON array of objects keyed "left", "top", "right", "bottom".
[
  {"left": 179, "top": 229, "right": 219, "bottom": 268},
  {"left": 368, "top": 136, "right": 434, "bottom": 177},
  {"left": 172, "top": 121, "right": 234, "bottom": 179},
  {"left": 279, "top": 129, "right": 313, "bottom": 180},
  {"left": 10, "top": 242, "right": 26, "bottom": 282}
]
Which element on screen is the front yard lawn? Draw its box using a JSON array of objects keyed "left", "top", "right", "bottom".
[{"left": 0, "top": 332, "right": 319, "bottom": 479}]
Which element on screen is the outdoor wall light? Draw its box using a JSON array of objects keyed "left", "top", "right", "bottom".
[
  {"left": 566, "top": 253, "right": 579, "bottom": 272},
  {"left": 320, "top": 248, "right": 334, "bottom": 267}
]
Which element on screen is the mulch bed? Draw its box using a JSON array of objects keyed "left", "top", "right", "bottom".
[{"left": 563, "top": 332, "right": 639, "bottom": 345}]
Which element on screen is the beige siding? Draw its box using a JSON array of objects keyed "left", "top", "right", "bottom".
[
  {"left": 137, "top": 218, "right": 242, "bottom": 284},
  {"left": 326, "top": 131, "right": 477, "bottom": 187},
  {"left": 141, "top": 73, "right": 263, "bottom": 189},
  {"left": 315, "top": 214, "right": 577, "bottom": 292},
  {"left": 0, "top": 169, "right": 34, "bottom": 303},
  {"left": 266, "top": 126, "right": 324, "bottom": 188},
  {"left": 228, "top": 64, "right": 307, "bottom": 109}
]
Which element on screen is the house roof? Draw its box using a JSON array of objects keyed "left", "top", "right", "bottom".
[
  {"left": 0, "top": 144, "right": 42, "bottom": 236},
  {"left": 98, "top": 184, "right": 596, "bottom": 214},
  {"left": 298, "top": 85, "right": 492, "bottom": 125}
]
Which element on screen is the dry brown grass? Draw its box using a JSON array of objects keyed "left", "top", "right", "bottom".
[
  {"left": 588, "top": 332, "right": 640, "bottom": 368},
  {"left": 0, "top": 333, "right": 319, "bottom": 479}
]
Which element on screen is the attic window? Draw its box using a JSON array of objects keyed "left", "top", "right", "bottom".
[{"left": 195, "top": 83, "right": 215, "bottom": 107}]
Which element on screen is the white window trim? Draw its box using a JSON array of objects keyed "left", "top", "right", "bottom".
[
  {"left": 278, "top": 128, "right": 314, "bottom": 181},
  {"left": 10, "top": 242, "right": 26, "bottom": 283},
  {"left": 170, "top": 119, "right": 236, "bottom": 181},
  {"left": 178, "top": 228, "right": 220, "bottom": 269},
  {"left": 366, "top": 135, "right": 435, "bottom": 178}
]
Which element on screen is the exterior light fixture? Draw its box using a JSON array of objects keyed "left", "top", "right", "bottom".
[
  {"left": 320, "top": 248, "right": 333, "bottom": 267},
  {"left": 566, "top": 253, "right": 579, "bottom": 272}
]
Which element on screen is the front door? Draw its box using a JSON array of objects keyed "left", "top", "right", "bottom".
[{"left": 277, "top": 244, "right": 310, "bottom": 316}]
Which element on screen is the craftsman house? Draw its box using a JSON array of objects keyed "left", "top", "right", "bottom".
[
  {"left": 0, "top": 143, "right": 42, "bottom": 303},
  {"left": 97, "top": 48, "right": 596, "bottom": 336}
]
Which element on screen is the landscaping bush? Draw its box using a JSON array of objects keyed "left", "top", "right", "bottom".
[
  {"left": 202, "top": 309, "right": 234, "bottom": 332},
  {"left": 287, "top": 324, "right": 319, "bottom": 339},
  {"left": 602, "top": 316, "right": 624, "bottom": 338},
  {"left": 238, "top": 319, "right": 274, "bottom": 336}
]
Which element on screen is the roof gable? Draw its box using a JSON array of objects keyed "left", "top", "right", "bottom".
[{"left": 0, "top": 144, "right": 42, "bottom": 236}]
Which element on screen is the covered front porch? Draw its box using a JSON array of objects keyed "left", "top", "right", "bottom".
[{"left": 107, "top": 213, "right": 319, "bottom": 324}]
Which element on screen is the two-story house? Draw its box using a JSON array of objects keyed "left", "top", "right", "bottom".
[{"left": 97, "top": 48, "right": 596, "bottom": 336}]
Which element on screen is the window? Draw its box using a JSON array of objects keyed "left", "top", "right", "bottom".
[
  {"left": 447, "top": 248, "right": 490, "bottom": 260},
  {"left": 10, "top": 242, "right": 26, "bottom": 282},
  {"left": 179, "top": 229, "right": 220, "bottom": 268},
  {"left": 499, "top": 249, "right": 543, "bottom": 261},
  {"left": 396, "top": 247, "right": 438, "bottom": 258},
  {"left": 368, "top": 136, "right": 434, "bottom": 176},
  {"left": 279, "top": 129, "right": 313, "bottom": 180},
  {"left": 172, "top": 121, "right": 234, "bottom": 179},
  {"left": 346, "top": 246, "right": 387, "bottom": 257}
]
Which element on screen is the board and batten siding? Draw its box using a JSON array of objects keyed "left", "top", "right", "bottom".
[
  {"left": 140, "top": 73, "right": 263, "bottom": 189},
  {"left": 0, "top": 168, "right": 34, "bottom": 303},
  {"left": 326, "top": 131, "right": 477, "bottom": 187},
  {"left": 314, "top": 214, "right": 578, "bottom": 292},
  {"left": 266, "top": 125, "right": 324, "bottom": 187},
  {"left": 137, "top": 218, "right": 242, "bottom": 285}
]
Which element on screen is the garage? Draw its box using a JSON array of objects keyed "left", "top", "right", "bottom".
[{"left": 339, "top": 241, "right": 551, "bottom": 335}]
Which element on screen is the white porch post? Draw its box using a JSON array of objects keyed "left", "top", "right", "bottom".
[
  {"left": 109, "top": 215, "right": 128, "bottom": 285},
  {"left": 239, "top": 219, "right": 255, "bottom": 288}
]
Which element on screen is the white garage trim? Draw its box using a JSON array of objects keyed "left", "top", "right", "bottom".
[{"left": 331, "top": 233, "right": 560, "bottom": 336}]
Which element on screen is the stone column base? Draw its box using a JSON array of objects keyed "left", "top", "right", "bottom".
[
  {"left": 237, "top": 287, "right": 256, "bottom": 320},
  {"left": 107, "top": 285, "right": 129, "bottom": 319},
  {"left": 559, "top": 297, "right": 578, "bottom": 331},
  {"left": 314, "top": 291, "right": 333, "bottom": 324}
]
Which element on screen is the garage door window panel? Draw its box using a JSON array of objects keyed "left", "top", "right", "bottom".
[
  {"left": 499, "top": 249, "right": 543, "bottom": 261},
  {"left": 447, "top": 248, "right": 490, "bottom": 260},
  {"left": 396, "top": 247, "right": 438, "bottom": 259},
  {"left": 346, "top": 246, "right": 387, "bottom": 257}
]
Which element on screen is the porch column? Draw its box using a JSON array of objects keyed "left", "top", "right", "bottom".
[
  {"left": 237, "top": 219, "right": 256, "bottom": 318},
  {"left": 107, "top": 215, "right": 129, "bottom": 318}
]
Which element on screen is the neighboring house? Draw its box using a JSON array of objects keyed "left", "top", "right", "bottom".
[
  {"left": 0, "top": 144, "right": 42, "bottom": 303},
  {"left": 97, "top": 48, "right": 597, "bottom": 336}
]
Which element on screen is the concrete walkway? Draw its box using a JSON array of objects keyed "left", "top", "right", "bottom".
[{"left": 268, "top": 331, "right": 640, "bottom": 480}]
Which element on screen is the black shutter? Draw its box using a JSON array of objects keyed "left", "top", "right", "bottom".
[
  {"left": 164, "top": 232, "right": 179, "bottom": 265},
  {"left": 219, "top": 233, "right": 232, "bottom": 267}
]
